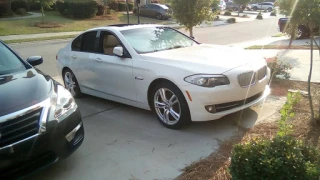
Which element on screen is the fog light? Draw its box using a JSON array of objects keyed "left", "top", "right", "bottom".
[
  {"left": 65, "top": 122, "right": 82, "bottom": 142},
  {"left": 205, "top": 105, "right": 216, "bottom": 113}
]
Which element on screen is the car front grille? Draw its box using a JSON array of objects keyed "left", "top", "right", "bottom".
[
  {"left": 257, "top": 66, "right": 267, "bottom": 80},
  {"left": 238, "top": 71, "right": 256, "bottom": 87},
  {"left": 0, "top": 108, "right": 42, "bottom": 148},
  {"left": 215, "top": 92, "right": 264, "bottom": 112}
]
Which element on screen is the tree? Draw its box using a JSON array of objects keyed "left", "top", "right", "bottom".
[
  {"left": 171, "top": 0, "right": 218, "bottom": 38},
  {"left": 38, "top": 0, "right": 54, "bottom": 22},
  {"left": 279, "top": 0, "right": 320, "bottom": 124},
  {"left": 233, "top": 0, "right": 251, "bottom": 16}
]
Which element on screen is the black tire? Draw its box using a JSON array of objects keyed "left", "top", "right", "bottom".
[
  {"left": 267, "top": 7, "right": 272, "bottom": 12},
  {"left": 63, "top": 69, "right": 82, "bottom": 98},
  {"left": 150, "top": 81, "right": 191, "bottom": 129},
  {"left": 156, "top": 13, "right": 163, "bottom": 20},
  {"left": 252, "top": 6, "right": 257, "bottom": 11}
]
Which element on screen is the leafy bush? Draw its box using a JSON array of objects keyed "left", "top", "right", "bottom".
[
  {"left": 230, "top": 135, "right": 320, "bottom": 180},
  {"left": 11, "top": 0, "right": 28, "bottom": 11},
  {"left": 224, "top": 11, "right": 231, "bottom": 16},
  {"left": 265, "top": 56, "right": 293, "bottom": 79},
  {"left": 271, "top": 10, "right": 276, "bottom": 16},
  {"left": 16, "top": 8, "right": 27, "bottom": 15},
  {"left": 0, "top": 4, "right": 8, "bottom": 16},
  {"left": 256, "top": 12, "right": 263, "bottom": 19},
  {"left": 30, "top": 2, "right": 41, "bottom": 11},
  {"left": 107, "top": 0, "right": 118, "bottom": 11},
  {"left": 56, "top": 0, "right": 66, "bottom": 15},
  {"left": 227, "top": 18, "right": 236, "bottom": 23},
  {"left": 96, "top": 4, "right": 106, "bottom": 16},
  {"left": 118, "top": 2, "right": 126, "bottom": 11},
  {"left": 68, "top": 1, "right": 98, "bottom": 18},
  {"left": 128, "top": 3, "right": 134, "bottom": 11}
]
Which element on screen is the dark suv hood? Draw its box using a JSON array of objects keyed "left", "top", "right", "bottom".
[{"left": 0, "top": 69, "right": 53, "bottom": 117}]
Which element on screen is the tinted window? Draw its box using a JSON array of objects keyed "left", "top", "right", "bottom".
[
  {"left": 71, "top": 35, "right": 82, "bottom": 51},
  {"left": 0, "top": 43, "right": 28, "bottom": 75},
  {"left": 82, "top": 31, "right": 98, "bottom": 53}
]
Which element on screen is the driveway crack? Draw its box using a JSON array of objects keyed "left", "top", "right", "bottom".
[{"left": 82, "top": 106, "right": 119, "bottom": 119}]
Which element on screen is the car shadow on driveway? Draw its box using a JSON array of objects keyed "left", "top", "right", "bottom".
[{"left": 28, "top": 95, "right": 262, "bottom": 180}]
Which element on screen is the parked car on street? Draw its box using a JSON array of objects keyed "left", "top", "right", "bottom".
[
  {"left": 226, "top": 1, "right": 240, "bottom": 11},
  {"left": 0, "top": 40, "right": 84, "bottom": 179},
  {"left": 278, "top": 17, "right": 319, "bottom": 39},
  {"left": 57, "top": 24, "right": 271, "bottom": 129},
  {"left": 250, "top": 2, "right": 274, "bottom": 11},
  {"left": 133, "top": 3, "right": 171, "bottom": 20}
]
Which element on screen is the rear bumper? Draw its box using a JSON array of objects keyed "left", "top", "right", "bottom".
[{"left": 0, "top": 108, "right": 84, "bottom": 179}]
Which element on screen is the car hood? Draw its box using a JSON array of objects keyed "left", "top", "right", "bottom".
[
  {"left": 140, "top": 44, "right": 266, "bottom": 74},
  {"left": 0, "top": 69, "right": 53, "bottom": 117}
]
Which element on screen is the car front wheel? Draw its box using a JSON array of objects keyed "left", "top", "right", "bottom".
[
  {"left": 151, "top": 82, "right": 191, "bottom": 129},
  {"left": 63, "top": 69, "right": 82, "bottom": 98},
  {"left": 252, "top": 6, "right": 257, "bottom": 11},
  {"left": 156, "top": 13, "right": 163, "bottom": 20}
]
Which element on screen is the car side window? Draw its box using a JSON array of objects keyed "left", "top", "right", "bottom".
[
  {"left": 100, "top": 31, "right": 122, "bottom": 56},
  {"left": 71, "top": 35, "right": 82, "bottom": 51},
  {"left": 81, "top": 31, "right": 98, "bottom": 53}
]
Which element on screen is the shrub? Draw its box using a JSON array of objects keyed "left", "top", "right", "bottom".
[
  {"left": 0, "top": 4, "right": 8, "bottom": 16},
  {"left": 256, "top": 12, "right": 263, "bottom": 19},
  {"left": 271, "top": 10, "right": 276, "bottom": 16},
  {"left": 96, "top": 4, "right": 106, "bottom": 16},
  {"left": 224, "top": 11, "right": 231, "bottom": 16},
  {"left": 16, "top": 8, "right": 27, "bottom": 15},
  {"left": 30, "top": 2, "right": 41, "bottom": 11},
  {"left": 107, "top": 0, "right": 118, "bottom": 11},
  {"left": 265, "top": 56, "right": 293, "bottom": 79},
  {"left": 118, "top": 2, "right": 126, "bottom": 11},
  {"left": 227, "top": 18, "right": 236, "bottom": 23},
  {"left": 11, "top": 0, "right": 28, "bottom": 11},
  {"left": 56, "top": 0, "right": 66, "bottom": 15},
  {"left": 128, "top": 3, "right": 134, "bottom": 11},
  {"left": 68, "top": 1, "right": 98, "bottom": 18},
  {"left": 230, "top": 135, "right": 320, "bottom": 180}
]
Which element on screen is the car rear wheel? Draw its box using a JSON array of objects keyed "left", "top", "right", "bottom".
[
  {"left": 156, "top": 13, "right": 163, "bottom": 20},
  {"left": 63, "top": 69, "right": 82, "bottom": 98},
  {"left": 252, "top": 6, "right": 257, "bottom": 11},
  {"left": 267, "top": 7, "right": 272, "bottom": 12},
  {"left": 151, "top": 82, "right": 191, "bottom": 129}
]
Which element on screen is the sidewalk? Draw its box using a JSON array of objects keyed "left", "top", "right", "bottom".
[
  {"left": 229, "top": 37, "right": 320, "bottom": 83},
  {"left": 0, "top": 12, "right": 42, "bottom": 21}
]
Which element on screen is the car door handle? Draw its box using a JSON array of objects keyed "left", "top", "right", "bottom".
[
  {"left": 95, "top": 58, "right": 102, "bottom": 63},
  {"left": 71, "top": 55, "right": 77, "bottom": 59}
]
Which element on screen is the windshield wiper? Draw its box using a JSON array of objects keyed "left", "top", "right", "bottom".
[{"left": 166, "top": 45, "right": 184, "bottom": 50}]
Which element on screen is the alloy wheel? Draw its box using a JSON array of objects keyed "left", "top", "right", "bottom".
[
  {"left": 154, "top": 88, "right": 181, "bottom": 125},
  {"left": 157, "top": 14, "right": 162, "bottom": 20},
  {"left": 64, "top": 72, "right": 77, "bottom": 96}
]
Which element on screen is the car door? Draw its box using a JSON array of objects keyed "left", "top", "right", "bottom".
[
  {"left": 149, "top": 4, "right": 158, "bottom": 17},
  {"left": 139, "top": 5, "right": 148, "bottom": 16},
  {"left": 92, "top": 31, "right": 135, "bottom": 101},
  {"left": 70, "top": 30, "right": 99, "bottom": 90}
]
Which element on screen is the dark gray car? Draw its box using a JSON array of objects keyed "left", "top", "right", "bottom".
[{"left": 136, "top": 3, "right": 171, "bottom": 20}]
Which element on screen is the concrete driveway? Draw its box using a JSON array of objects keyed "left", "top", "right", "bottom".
[{"left": 25, "top": 77, "right": 283, "bottom": 180}]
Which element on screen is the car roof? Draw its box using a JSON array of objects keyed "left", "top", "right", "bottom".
[{"left": 87, "top": 24, "right": 165, "bottom": 32}]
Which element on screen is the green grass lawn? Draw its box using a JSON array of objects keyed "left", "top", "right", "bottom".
[{"left": 0, "top": 11, "right": 175, "bottom": 36}]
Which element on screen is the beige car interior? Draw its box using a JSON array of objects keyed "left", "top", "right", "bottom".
[{"left": 103, "top": 35, "right": 121, "bottom": 55}]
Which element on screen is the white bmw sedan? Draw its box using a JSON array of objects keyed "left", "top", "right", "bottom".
[{"left": 57, "top": 24, "right": 271, "bottom": 129}]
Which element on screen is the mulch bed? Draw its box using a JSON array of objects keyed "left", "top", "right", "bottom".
[
  {"left": 34, "top": 22, "right": 62, "bottom": 28},
  {"left": 177, "top": 79, "right": 320, "bottom": 180}
]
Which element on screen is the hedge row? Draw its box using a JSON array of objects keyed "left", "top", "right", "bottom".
[
  {"left": 11, "top": 0, "right": 56, "bottom": 11},
  {"left": 56, "top": 0, "right": 98, "bottom": 18},
  {"left": 107, "top": 0, "right": 134, "bottom": 11}
]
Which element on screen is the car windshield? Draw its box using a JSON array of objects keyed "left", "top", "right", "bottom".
[
  {"left": 0, "top": 42, "right": 28, "bottom": 75},
  {"left": 120, "top": 27, "right": 197, "bottom": 54}
]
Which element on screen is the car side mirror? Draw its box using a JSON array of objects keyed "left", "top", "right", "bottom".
[
  {"left": 27, "top": 56, "right": 43, "bottom": 66},
  {"left": 113, "top": 46, "right": 124, "bottom": 57}
]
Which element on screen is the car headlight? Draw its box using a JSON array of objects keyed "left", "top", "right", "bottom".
[
  {"left": 184, "top": 74, "right": 230, "bottom": 87},
  {"left": 50, "top": 85, "right": 77, "bottom": 121}
]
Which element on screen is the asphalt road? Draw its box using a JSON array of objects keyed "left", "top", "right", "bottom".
[{"left": 10, "top": 17, "right": 279, "bottom": 78}]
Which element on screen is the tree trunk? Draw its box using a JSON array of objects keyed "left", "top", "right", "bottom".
[
  {"left": 126, "top": 0, "right": 129, "bottom": 24},
  {"left": 238, "top": 5, "right": 240, "bottom": 16},
  {"left": 6, "top": 0, "right": 12, "bottom": 14},
  {"left": 289, "top": 29, "right": 294, "bottom": 47},
  {"left": 308, "top": 31, "right": 315, "bottom": 123},
  {"left": 189, "top": 27, "right": 194, "bottom": 38}
]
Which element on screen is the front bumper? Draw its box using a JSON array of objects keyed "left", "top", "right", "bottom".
[
  {"left": 182, "top": 66, "right": 271, "bottom": 122},
  {"left": 0, "top": 107, "right": 84, "bottom": 179}
]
